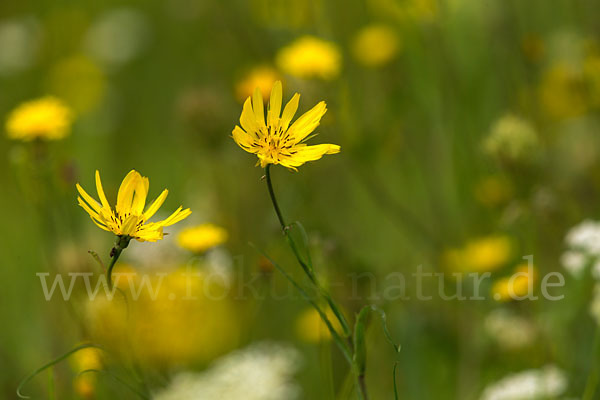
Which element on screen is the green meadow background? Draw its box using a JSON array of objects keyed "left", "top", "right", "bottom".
[{"left": 1, "top": 0, "right": 600, "bottom": 398}]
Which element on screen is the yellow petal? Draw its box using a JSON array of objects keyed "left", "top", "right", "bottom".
[
  {"left": 267, "top": 81, "right": 282, "bottom": 126},
  {"left": 282, "top": 143, "right": 340, "bottom": 167},
  {"left": 143, "top": 189, "right": 168, "bottom": 220},
  {"left": 252, "top": 87, "right": 265, "bottom": 127},
  {"left": 240, "top": 97, "right": 259, "bottom": 135},
  {"left": 281, "top": 93, "right": 300, "bottom": 132},
  {"left": 287, "top": 101, "right": 327, "bottom": 143},
  {"left": 157, "top": 206, "right": 192, "bottom": 227},
  {"left": 94, "top": 170, "right": 111, "bottom": 210},
  {"left": 77, "top": 196, "right": 101, "bottom": 220},
  {"left": 131, "top": 175, "right": 149, "bottom": 215},
  {"left": 232, "top": 126, "right": 259, "bottom": 153},
  {"left": 136, "top": 225, "right": 164, "bottom": 242},
  {"left": 116, "top": 170, "right": 139, "bottom": 216},
  {"left": 76, "top": 184, "right": 103, "bottom": 214}
]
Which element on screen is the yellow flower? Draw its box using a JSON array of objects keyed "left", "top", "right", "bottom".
[
  {"left": 70, "top": 346, "right": 103, "bottom": 399},
  {"left": 85, "top": 267, "right": 240, "bottom": 366},
  {"left": 492, "top": 263, "right": 538, "bottom": 302},
  {"left": 232, "top": 81, "right": 340, "bottom": 170},
  {"left": 443, "top": 235, "right": 512, "bottom": 273},
  {"left": 276, "top": 36, "right": 341, "bottom": 80},
  {"left": 177, "top": 223, "right": 228, "bottom": 253},
  {"left": 235, "top": 65, "right": 281, "bottom": 102},
  {"left": 5, "top": 96, "right": 73, "bottom": 141},
  {"left": 352, "top": 25, "right": 400, "bottom": 67},
  {"left": 76, "top": 170, "right": 191, "bottom": 242}
]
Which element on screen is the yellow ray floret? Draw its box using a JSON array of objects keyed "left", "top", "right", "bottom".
[
  {"left": 76, "top": 170, "right": 191, "bottom": 242},
  {"left": 232, "top": 81, "right": 340, "bottom": 170}
]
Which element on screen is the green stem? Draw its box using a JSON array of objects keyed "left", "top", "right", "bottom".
[
  {"left": 583, "top": 325, "right": 600, "bottom": 400},
  {"left": 265, "top": 165, "right": 351, "bottom": 337},
  {"left": 107, "top": 235, "right": 131, "bottom": 289},
  {"left": 264, "top": 164, "right": 365, "bottom": 399},
  {"left": 265, "top": 165, "right": 287, "bottom": 229}
]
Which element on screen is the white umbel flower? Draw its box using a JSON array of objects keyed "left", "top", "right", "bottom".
[
  {"left": 480, "top": 365, "right": 567, "bottom": 400},
  {"left": 154, "top": 342, "right": 301, "bottom": 400},
  {"left": 561, "top": 219, "right": 600, "bottom": 277},
  {"left": 484, "top": 309, "right": 536, "bottom": 350}
]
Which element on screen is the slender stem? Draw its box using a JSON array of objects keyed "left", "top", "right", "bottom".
[
  {"left": 263, "top": 165, "right": 366, "bottom": 399},
  {"left": 583, "top": 325, "right": 600, "bottom": 400},
  {"left": 107, "top": 235, "right": 131, "bottom": 289},
  {"left": 265, "top": 165, "right": 286, "bottom": 229},
  {"left": 356, "top": 373, "right": 367, "bottom": 400},
  {"left": 265, "top": 165, "right": 351, "bottom": 336}
]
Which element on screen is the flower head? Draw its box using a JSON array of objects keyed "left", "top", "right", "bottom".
[
  {"left": 443, "top": 235, "right": 512, "bottom": 273},
  {"left": 235, "top": 65, "right": 281, "bottom": 102},
  {"left": 5, "top": 96, "right": 73, "bottom": 141},
  {"left": 276, "top": 36, "right": 341, "bottom": 80},
  {"left": 483, "top": 114, "right": 538, "bottom": 162},
  {"left": 177, "top": 223, "right": 228, "bottom": 253},
  {"left": 352, "top": 25, "right": 400, "bottom": 67},
  {"left": 154, "top": 342, "right": 301, "bottom": 400},
  {"left": 76, "top": 170, "right": 191, "bottom": 242},
  {"left": 232, "top": 81, "right": 340, "bottom": 170},
  {"left": 491, "top": 263, "right": 538, "bottom": 302}
]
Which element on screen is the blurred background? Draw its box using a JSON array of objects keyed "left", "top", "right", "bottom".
[{"left": 1, "top": 0, "right": 600, "bottom": 398}]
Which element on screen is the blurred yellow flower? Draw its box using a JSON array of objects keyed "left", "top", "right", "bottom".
[
  {"left": 295, "top": 307, "right": 344, "bottom": 343},
  {"left": 85, "top": 267, "right": 240, "bottom": 366},
  {"left": 492, "top": 263, "right": 538, "bottom": 302},
  {"left": 276, "top": 36, "right": 341, "bottom": 80},
  {"left": 74, "top": 376, "right": 95, "bottom": 399},
  {"left": 352, "top": 25, "right": 400, "bottom": 67},
  {"left": 77, "top": 170, "right": 191, "bottom": 242},
  {"left": 443, "top": 235, "right": 512, "bottom": 273},
  {"left": 70, "top": 347, "right": 103, "bottom": 399},
  {"left": 5, "top": 96, "right": 73, "bottom": 141},
  {"left": 539, "top": 62, "right": 588, "bottom": 120},
  {"left": 177, "top": 223, "right": 228, "bottom": 253},
  {"left": 235, "top": 65, "right": 281, "bottom": 102},
  {"left": 232, "top": 81, "right": 340, "bottom": 170},
  {"left": 483, "top": 114, "right": 538, "bottom": 162}
]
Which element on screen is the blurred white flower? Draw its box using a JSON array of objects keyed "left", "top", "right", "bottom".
[
  {"left": 484, "top": 309, "right": 536, "bottom": 350},
  {"left": 480, "top": 365, "right": 567, "bottom": 400},
  {"left": 0, "top": 17, "right": 40, "bottom": 75},
  {"left": 561, "top": 219, "right": 600, "bottom": 277},
  {"left": 153, "top": 342, "right": 301, "bottom": 400},
  {"left": 84, "top": 8, "right": 150, "bottom": 67},
  {"left": 565, "top": 220, "right": 600, "bottom": 254},
  {"left": 560, "top": 250, "right": 586, "bottom": 277},
  {"left": 483, "top": 114, "right": 538, "bottom": 162}
]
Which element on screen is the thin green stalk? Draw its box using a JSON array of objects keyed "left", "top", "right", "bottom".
[
  {"left": 107, "top": 235, "right": 132, "bottom": 289},
  {"left": 263, "top": 165, "right": 365, "bottom": 399},
  {"left": 253, "top": 245, "right": 353, "bottom": 364},
  {"left": 264, "top": 164, "right": 351, "bottom": 337},
  {"left": 583, "top": 325, "right": 600, "bottom": 400},
  {"left": 17, "top": 343, "right": 102, "bottom": 399}
]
